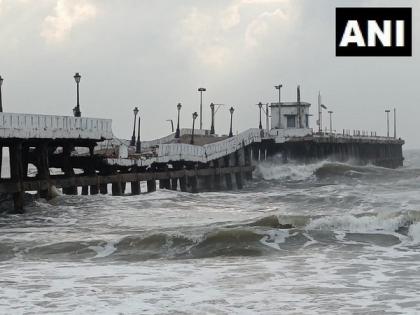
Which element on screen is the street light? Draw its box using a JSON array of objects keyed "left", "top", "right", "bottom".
[
  {"left": 274, "top": 84, "right": 283, "bottom": 128},
  {"left": 385, "top": 109, "right": 390, "bottom": 138},
  {"left": 229, "top": 106, "right": 235, "bottom": 137},
  {"left": 73, "top": 72, "right": 81, "bottom": 117},
  {"left": 198, "top": 87, "right": 206, "bottom": 130},
  {"left": 257, "top": 102, "right": 263, "bottom": 130},
  {"left": 130, "top": 107, "right": 139, "bottom": 146},
  {"left": 136, "top": 116, "right": 141, "bottom": 153},
  {"left": 328, "top": 110, "right": 333, "bottom": 134},
  {"left": 210, "top": 103, "right": 215, "bottom": 135},
  {"left": 190, "top": 112, "right": 198, "bottom": 145},
  {"left": 175, "top": 103, "right": 182, "bottom": 138},
  {"left": 0, "top": 75, "right": 4, "bottom": 112}
]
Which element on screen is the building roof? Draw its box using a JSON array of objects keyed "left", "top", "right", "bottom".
[{"left": 270, "top": 102, "right": 311, "bottom": 107}]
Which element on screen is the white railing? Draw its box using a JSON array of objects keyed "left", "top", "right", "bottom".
[
  {"left": 0, "top": 112, "right": 113, "bottom": 140},
  {"left": 156, "top": 128, "right": 265, "bottom": 163}
]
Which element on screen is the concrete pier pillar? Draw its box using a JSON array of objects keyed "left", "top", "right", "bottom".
[
  {"left": 62, "top": 145, "right": 78, "bottom": 195},
  {"left": 130, "top": 167, "right": 141, "bottom": 195},
  {"left": 160, "top": 178, "right": 170, "bottom": 190},
  {"left": 10, "top": 143, "right": 24, "bottom": 213},
  {"left": 99, "top": 183, "right": 108, "bottom": 194},
  {"left": 112, "top": 181, "right": 122, "bottom": 196},
  {"left": 90, "top": 184, "right": 99, "bottom": 195},
  {"left": 179, "top": 176, "right": 187, "bottom": 192},
  {"left": 244, "top": 146, "right": 253, "bottom": 180},
  {"left": 121, "top": 182, "right": 126, "bottom": 194},
  {"left": 0, "top": 145, "right": 2, "bottom": 178},
  {"left": 214, "top": 158, "right": 225, "bottom": 190},
  {"left": 37, "top": 142, "right": 52, "bottom": 199},
  {"left": 147, "top": 180, "right": 156, "bottom": 193},
  {"left": 82, "top": 186, "right": 89, "bottom": 195},
  {"left": 131, "top": 181, "right": 140, "bottom": 195},
  {"left": 170, "top": 178, "right": 178, "bottom": 191},
  {"left": 189, "top": 175, "right": 198, "bottom": 193}
]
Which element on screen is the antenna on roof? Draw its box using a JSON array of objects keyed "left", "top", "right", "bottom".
[{"left": 297, "top": 85, "right": 301, "bottom": 103}]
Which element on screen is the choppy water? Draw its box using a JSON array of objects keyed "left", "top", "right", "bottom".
[{"left": 2, "top": 151, "right": 420, "bottom": 314}]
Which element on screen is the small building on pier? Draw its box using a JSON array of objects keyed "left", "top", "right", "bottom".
[{"left": 270, "top": 86, "right": 311, "bottom": 130}]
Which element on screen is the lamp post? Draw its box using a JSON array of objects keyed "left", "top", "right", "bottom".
[
  {"left": 198, "top": 87, "right": 206, "bottom": 130},
  {"left": 130, "top": 107, "right": 139, "bottom": 146},
  {"left": 136, "top": 116, "right": 141, "bottom": 153},
  {"left": 274, "top": 84, "right": 282, "bottom": 128},
  {"left": 328, "top": 110, "right": 333, "bottom": 134},
  {"left": 229, "top": 106, "right": 234, "bottom": 137},
  {"left": 385, "top": 109, "right": 390, "bottom": 138},
  {"left": 175, "top": 103, "right": 182, "bottom": 138},
  {"left": 257, "top": 102, "right": 263, "bottom": 129},
  {"left": 190, "top": 112, "right": 198, "bottom": 145},
  {"left": 210, "top": 103, "right": 215, "bottom": 135},
  {"left": 73, "top": 72, "right": 81, "bottom": 117},
  {"left": 0, "top": 75, "right": 3, "bottom": 112}
]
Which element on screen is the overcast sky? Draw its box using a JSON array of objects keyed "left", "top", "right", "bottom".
[{"left": 0, "top": 0, "right": 419, "bottom": 148}]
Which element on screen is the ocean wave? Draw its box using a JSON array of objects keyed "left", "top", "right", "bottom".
[{"left": 7, "top": 211, "right": 420, "bottom": 262}]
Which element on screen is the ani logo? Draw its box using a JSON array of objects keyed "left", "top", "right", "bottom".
[{"left": 336, "top": 7, "right": 412, "bottom": 57}]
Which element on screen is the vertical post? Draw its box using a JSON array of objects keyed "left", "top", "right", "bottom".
[
  {"left": 318, "top": 91, "right": 322, "bottom": 133},
  {"left": 258, "top": 102, "right": 263, "bottom": 130},
  {"left": 112, "top": 181, "right": 122, "bottom": 196},
  {"left": 82, "top": 186, "right": 89, "bottom": 195},
  {"left": 10, "top": 142, "right": 24, "bottom": 213},
  {"left": 147, "top": 179, "right": 156, "bottom": 193},
  {"left": 266, "top": 103, "right": 269, "bottom": 132},
  {"left": 275, "top": 84, "right": 282, "bottom": 128},
  {"left": 297, "top": 85, "right": 302, "bottom": 128},
  {"left": 131, "top": 167, "right": 140, "bottom": 195},
  {"left": 210, "top": 103, "right": 215, "bottom": 135},
  {"left": 190, "top": 112, "right": 198, "bottom": 144},
  {"left": 0, "top": 75, "right": 3, "bottom": 113},
  {"left": 171, "top": 178, "right": 178, "bottom": 191},
  {"left": 61, "top": 144, "right": 78, "bottom": 195},
  {"left": 385, "top": 109, "right": 390, "bottom": 138},
  {"left": 198, "top": 87, "right": 206, "bottom": 130},
  {"left": 38, "top": 142, "right": 52, "bottom": 199},
  {"left": 175, "top": 103, "right": 182, "bottom": 138},
  {"left": 224, "top": 155, "right": 233, "bottom": 190},
  {"left": 393, "top": 108, "right": 397, "bottom": 139},
  {"left": 328, "top": 111, "right": 333, "bottom": 134},
  {"left": 131, "top": 107, "right": 139, "bottom": 146},
  {"left": 179, "top": 176, "right": 187, "bottom": 192},
  {"left": 229, "top": 107, "right": 234, "bottom": 137},
  {"left": 136, "top": 116, "right": 141, "bottom": 153},
  {"left": 73, "top": 73, "right": 81, "bottom": 117}
]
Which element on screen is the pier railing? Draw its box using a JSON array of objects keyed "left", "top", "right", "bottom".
[
  {"left": 156, "top": 128, "right": 264, "bottom": 163},
  {"left": 0, "top": 112, "right": 113, "bottom": 140}
]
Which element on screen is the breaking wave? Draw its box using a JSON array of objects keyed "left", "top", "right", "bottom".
[
  {"left": 4, "top": 211, "right": 420, "bottom": 262},
  {"left": 255, "top": 157, "right": 417, "bottom": 182}
]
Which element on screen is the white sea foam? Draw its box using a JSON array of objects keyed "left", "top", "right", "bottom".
[
  {"left": 255, "top": 157, "right": 325, "bottom": 181},
  {"left": 306, "top": 213, "right": 408, "bottom": 234}
]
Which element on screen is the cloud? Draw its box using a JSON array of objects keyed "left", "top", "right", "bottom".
[
  {"left": 245, "top": 8, "right": 290, "bottom": 47},
  {"left": 40, "top": 0, "right": 97, "bottom": 43},
  {"left": 221, "top": 4, "right": 241, "bottom": 30},
  {"left": 181, "top": 7, "right": 231, "bottom": 67}
]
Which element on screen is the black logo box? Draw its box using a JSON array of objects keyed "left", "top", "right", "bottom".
[{"left": 336, "top": 7, "right": 412, "bottom": 57}]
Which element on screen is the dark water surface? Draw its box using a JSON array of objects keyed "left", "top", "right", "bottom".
[{"left": 2, "top": 152, "right": 420, "bottom": 314}]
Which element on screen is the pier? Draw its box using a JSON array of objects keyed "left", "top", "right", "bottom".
[{"left": 0, "top": 88, "right": 404, "bottom": 213}]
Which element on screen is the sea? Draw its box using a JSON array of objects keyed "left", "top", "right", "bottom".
[{"left": 2, "top": 151, "right": 420, "bottom": 314}]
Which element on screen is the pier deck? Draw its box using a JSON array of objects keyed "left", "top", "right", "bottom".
[{"left": 0, "top": 112, "right": 404, "bottom": 213}]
